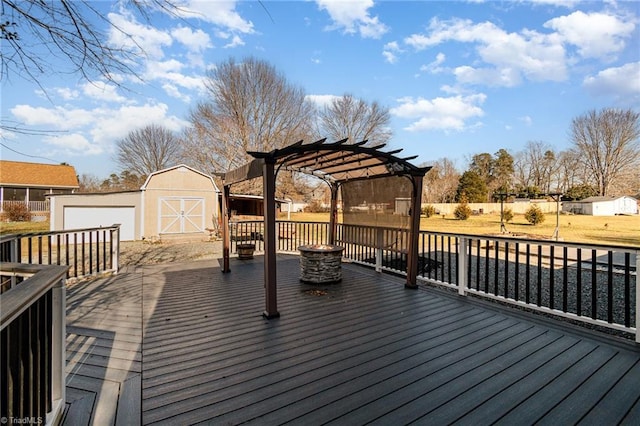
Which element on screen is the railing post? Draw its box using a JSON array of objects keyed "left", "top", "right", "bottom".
[
  {"left": 375, "top": 227, "right": 383, "bottom": 273},
  {"left": 458, "top": 237, "right": 468, "bottom": 296},
  {"left": 636, "top": 249, "right": 640, "bottom": 344},
  {"left": 50, "top": 276, "right": 66, "bottom": 424},
  {"left": 111, "top": 225, "right": 120, "bottom": 274}
]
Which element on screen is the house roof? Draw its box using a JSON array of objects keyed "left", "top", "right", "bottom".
[{"left": 0, "top": 160, "right": 79, "bottom": 188}]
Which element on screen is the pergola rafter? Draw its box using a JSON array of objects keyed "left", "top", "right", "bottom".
[{"left": 221, "top": 138, "right": 431, "bottom": 318}]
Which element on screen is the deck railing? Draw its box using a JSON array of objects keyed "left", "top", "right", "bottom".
[
  {"left": 1, "top": 263, "right": 68, "bottom": 425},
  {"left": 0, "top": 225, "right": 121, "bottom": 281},
  {"left": 1, "top": 200, "right": 50, "bottom": 212},
  {"left": 232, "top": 220, "right": 639, "bottom": 341}
]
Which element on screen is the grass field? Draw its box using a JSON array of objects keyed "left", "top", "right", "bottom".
[
  {"left": 2, "top": 211, "right": 638, "bottom": 247},
  {"left": 281, "top": 211, "right": 639, "bottom": 247}
]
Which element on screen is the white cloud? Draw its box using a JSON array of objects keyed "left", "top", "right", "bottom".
[
  {"left": 306, "top": 94, "right": 340, "bottom": 108},
  {"left": 519, "top": 116, "right": 533, "bottom": 126},
  {"left": 583, "top": 62, "right": 640, "bottom": 101},
  {"left": 108, "top": 12, "right": 173, "bottom": 60},
  {"left": 82, "top": 81, "right": 128, "bottom": 103},
  {"left": 55, "top": 87, "right": 79, "bottom": 101},
  {"left": 390, "top": 93, "right": 486, "bottom": 132},
  {"left": 11, "top": 105, "right": 95, "bottom": 128},
  {"left": 404, "top": 18, "right": 568, "bottom": 86},
  {"left": 143, "top": 59, "right": 206, "bottom": 99},
  {"left": 43, "top": 134, "right": 103, "bottom": 155},
  {"left": 174, "top": 0, "right": 254, "bottom": 34},
  {"left": 420, "top": 52, "right": 446, "bottom": 74},
  {"left": 316, "top": 0, "right": 389, "bottom": 39},
  {"left": 224, "top": 35, "right": 245, "bottom": 48},
  {"left": 545, "top": 11, "right": 635, "bottom": 59},
  {"left": 171, "top": 26, "right": 213, "bottom": 52},
  {"left": 383, "top": 41, "right": 402, "bottom": 64},
  {"left": 10, "top": 103, "right": 188, "bottom": 157}
]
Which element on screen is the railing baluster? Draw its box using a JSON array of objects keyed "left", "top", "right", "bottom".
[
  {"left": 504, "top": 241, "right": 509, "bottom": 299},
  {"left": 577, "top": 249, "right": 582, "bottom": 317},
  {"left": 563, "top": 247, "right": 568, "bottom": 312},
  {"left": 591, "top": 249, "right": 597, "bottom": 320},
  {"left": 608, "top": 251, "right": 613, "bottom": 323},
  {"left": 525, "top": 243, "right": 531, "bottom": 304},
  {"left": 494, "top": 240, "right": 499, "bottom": 295},
  {"left": 537, "top": 245, "right": 542, "bottom": 306},
  {"left": 624, "top": 252, "right": 631, "bottom": 328},
  {"left": 549, "top": 245, "right": 555, "bottom": 310},
  {"left": 514, "top": 243, "right": 520, "bottom": 301}
]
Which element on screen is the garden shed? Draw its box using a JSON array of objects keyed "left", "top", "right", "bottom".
[
  {"left": 49, "top": 165, "right": 219, "bottom": 240},
  {"left": 562, "top": 196, "right": 638, "bottom": 216}
]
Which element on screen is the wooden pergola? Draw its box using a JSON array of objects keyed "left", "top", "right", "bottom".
[{"left": 221, "top": 138, "right": 431, "bottom": 318}]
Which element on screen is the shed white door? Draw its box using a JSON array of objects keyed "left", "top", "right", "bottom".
[
  {"left": 64, "top": 207, "right": 136, "bottom": 241},
  {"left": 159, "top": 197, "right": 205, "bottom": 234}
]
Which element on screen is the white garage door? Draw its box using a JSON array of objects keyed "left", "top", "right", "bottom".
[{"left": 64, "top": 207, "right": 136, "bottom": 241}]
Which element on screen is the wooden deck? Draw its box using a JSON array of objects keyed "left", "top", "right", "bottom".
[{"left": 62, "top": 255, "right": 640, "bottom": 425}]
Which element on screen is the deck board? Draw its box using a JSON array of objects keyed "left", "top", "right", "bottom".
[{"left": 62, "top": 255, "right": 640, "bottom": 425}]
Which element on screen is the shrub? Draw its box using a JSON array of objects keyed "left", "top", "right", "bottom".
[
  {"left": 454, "top": 202, "right": 472, "bottom": 220},
  {"left": 502, "top": 208, "right": 514, "bottom": 223},
  {"left": 422, "top": 205, "right": 436, "bottom": 218},
  {"left": 3, "top": 202, "right": 32, "bottom": 222},
  {"left": 524, "top": 205, "right": 545, "bottom": 225}
]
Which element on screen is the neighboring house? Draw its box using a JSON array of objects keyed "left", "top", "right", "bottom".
[
  {"left": 562, "top": 196, "right": 639, "bottom": 216},
  {"left": 0, "top": 160, "right": 79, "bottom": 211},
  {"left": 50, "top": 165, "right": 219, "bottom": 241}
]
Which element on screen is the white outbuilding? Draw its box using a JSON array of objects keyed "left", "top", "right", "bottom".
[{"left": 562, "top": 196, "right": 638, "bottom": 216}]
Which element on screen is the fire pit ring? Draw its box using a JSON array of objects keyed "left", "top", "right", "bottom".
[{"left": 298, "top": 244, "right": 344, "bottom": 284}]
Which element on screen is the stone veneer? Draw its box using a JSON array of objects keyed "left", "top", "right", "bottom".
[{"left": 298, "top": 244, "right": 344, "bottom": 284}]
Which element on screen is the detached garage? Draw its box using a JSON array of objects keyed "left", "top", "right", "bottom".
[
  {"left": 50, "top": 165, "right": 219, "bottom": 241},
  {"left": 562, "top": 195, "right": 639, "bottom": 216}
]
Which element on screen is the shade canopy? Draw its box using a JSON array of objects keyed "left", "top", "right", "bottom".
[
  {"left": 223, "top": 138, "right": 430, "bottom": 186},
  {"left": 221, "top": 137, "right": 430, "bottom": 319}
]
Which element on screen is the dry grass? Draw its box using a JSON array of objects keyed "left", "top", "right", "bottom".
[
  {"left": 283, "top": 212, "right": 639, "bottom": 247},
  {"left": 0, "top": 220, "right": 50, "bottom": 235},
  {"left": 420, "top": 213, "right": 639, "bottom": 247}
]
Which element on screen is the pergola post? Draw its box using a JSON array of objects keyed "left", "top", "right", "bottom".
[
  {"left": 328, "top": 183, "right": 339, "bottom": 245},
  {"left": 406, "top": 174, "right": 423, "bottom": 289},
  {"left": 262, "top": 159, "right": 279, "bottom": 318},
  {"left": 221, "top": 185, "right": 231, "bottom": 273}
]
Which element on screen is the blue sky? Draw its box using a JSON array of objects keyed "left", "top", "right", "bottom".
[{"left": 1, "top": 0, "right": 639, "bottom": 179}]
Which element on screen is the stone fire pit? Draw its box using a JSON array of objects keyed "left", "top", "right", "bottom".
[{"left": 298, "top": 244, "right": 344, "bottom": 284}]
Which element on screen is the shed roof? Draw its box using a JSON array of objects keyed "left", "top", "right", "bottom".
[
  {"left": 224, "top": 138, "right": 430, "bottom": 185},
  {"left": 0, "top": 160, "right": 79, "bottom": 188},
  {"left": 141, "top": 164, "right": 219, "bottom": 191},
  {"left": 575, "top": 196, "right": 636, "bottom": 203}
]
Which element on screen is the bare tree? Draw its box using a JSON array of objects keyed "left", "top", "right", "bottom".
[
  {"left": 422, "top": 158, "right": 460, "bottom": 203},
  {"left": 317, "top": 94, "right": 392, "bottom": 145},
  {"left": 115, "top": 124, "right": 181, "bottom": 177},
  {"left": 570, "top": 108, "right": 640, "bottom": 196},
  {"left": 1, "top": 0, "right": 181, "bottom": 89},
  {"left": 184, "top": 56, "right": 315, "bottom": 175},
  {"left": 514, "top": 141, "right": 558, "bottom": 193}
]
